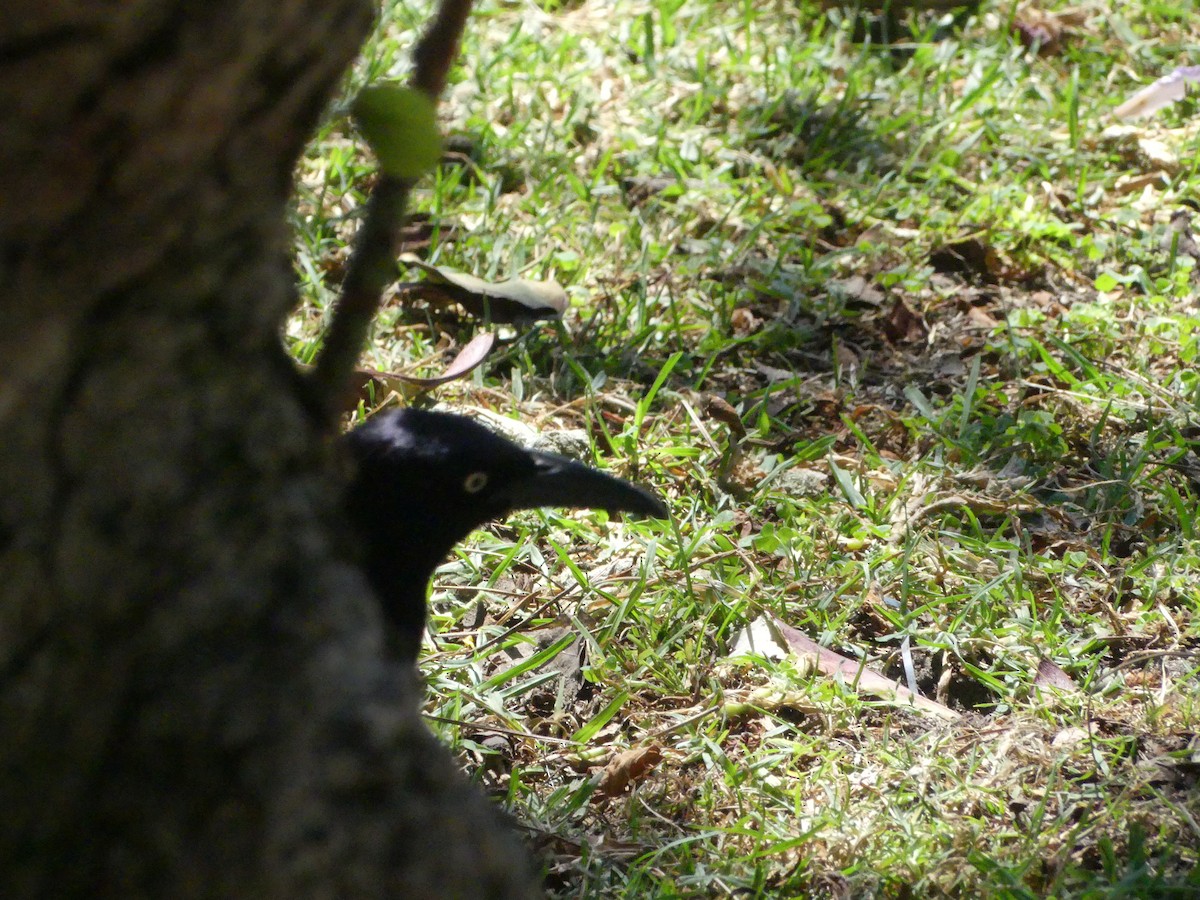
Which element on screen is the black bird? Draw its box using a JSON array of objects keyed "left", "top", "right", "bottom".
[{"left": 343, "top": 408, "right": 667, "bottom": 662}]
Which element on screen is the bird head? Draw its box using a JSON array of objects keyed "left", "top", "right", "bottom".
[{"left": 342, "top": 408, "right": 667, "bottom": 659}]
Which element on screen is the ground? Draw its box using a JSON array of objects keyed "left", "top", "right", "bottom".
[{"left": 292, "top": 1, "right": 1200, "bottom": 895}]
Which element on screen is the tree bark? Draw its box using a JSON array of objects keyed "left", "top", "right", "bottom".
[{"left": 0, "top": 3, "right": 536, "bottom": 896}]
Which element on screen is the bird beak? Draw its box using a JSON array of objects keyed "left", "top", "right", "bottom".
[{"left": 503, "top": 451, "right": 668, "bottom": 519}]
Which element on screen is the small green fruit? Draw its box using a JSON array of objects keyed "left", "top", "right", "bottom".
[{"left": 352, "top": 84, "right": 441, "bottom": 179}]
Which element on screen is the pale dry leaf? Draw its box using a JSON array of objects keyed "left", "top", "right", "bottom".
[
  {"left": 597, "top": 746, "right": 663, "bottom": 796},
  {"left": 399, "top": 253, "right": 567, "bottom": 324},
  {"left": 392, "top": 332, "right": 495, "bottom": 389},
  {"left": 728, "top": 614, "right": 788, "bottom": 661},
  {"left": 1115, "top": 65, "right": 1200, "bottom": 120},
  {"left": 1052, "top": 726, "right": 1090, "bottom": 750}
]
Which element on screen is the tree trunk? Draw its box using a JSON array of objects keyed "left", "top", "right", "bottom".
[{"left": 0, "top": 3, "right": 536, "bottom": 896}]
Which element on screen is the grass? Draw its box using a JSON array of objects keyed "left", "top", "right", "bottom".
[{"left": 292, "top": 0, "right": 1200, "bottom": 895}]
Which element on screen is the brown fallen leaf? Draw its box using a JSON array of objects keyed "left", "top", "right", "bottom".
[
  {"left": 597, "top": 745, "right": 663, "bottom": 796},
  {"left": 1033, "top": 657, "right": 1078, "bottom": 693},
  {"left": 351, "top": 367, "right": 411, "bottom": 408},
  {"left": 1014, "top": 7, "right": 1065, "bottom": 56},
  {"left": 883, "top": 296, "right": 928, "bottom": 344},
  {"left": 703, "top": 394, "right": 747, "bottom": 438},
  {"left": 929, "top": 236, "right": 999, "bottom": 281},
  {"left": 399, "top": 253, "right": 568, "bottom": 324},
  {"left": 772, "top": 617, "right": 960, "bottom": 720},
  {"left": 966, "top": 305, "right": 999, "bottom": 330},
  {"left": 730, "top": 307, "right": 761, "bottom": 336},
  {"left": 391, "top": 331, "right": 494, "bottom": 389}
]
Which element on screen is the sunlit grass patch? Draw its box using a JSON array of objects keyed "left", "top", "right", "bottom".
[{"left": 293, "top": 0, "right": 1200, "bottom": 893}]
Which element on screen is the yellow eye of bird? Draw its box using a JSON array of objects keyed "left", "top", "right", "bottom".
[{"left": 463, "top": 471, "right": 489, "bottom": 493}]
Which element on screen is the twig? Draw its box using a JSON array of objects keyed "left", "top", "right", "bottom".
[
  {"left": 308, "top": 0, "right": 476, "bottom": 426},
  {"left": 311, "top": 176, "right": 412, "bottom": 420},
  {"left": 411, "top": 0, "right": 475, "bottom": 99}
]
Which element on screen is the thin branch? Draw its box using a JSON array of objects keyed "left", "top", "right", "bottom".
[
  {"left": 411, "top": 0, "right": 475, "bottom": 100},
  {"left": 308, "top": 174, "right": 413, "bottom": 420},
  {"left": 308, "top": 0, "right": 476, "bottom": 425}
]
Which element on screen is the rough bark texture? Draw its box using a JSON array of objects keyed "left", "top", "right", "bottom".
[{"left": 0, "top": 3, "right": 537, "bottom": 896}]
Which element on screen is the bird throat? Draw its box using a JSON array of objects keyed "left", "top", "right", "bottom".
[{"left": 365, "top": 552, "right": 438, "bottom": 663}]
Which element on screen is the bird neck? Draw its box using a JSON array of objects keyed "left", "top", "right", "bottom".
[{"left": 363, "top": 551, "right": 437, "bottom": 663}]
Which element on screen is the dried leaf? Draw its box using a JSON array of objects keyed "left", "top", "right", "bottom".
[
  {"left": 1115, "top": 65, "right": 1200, "bottom": 120},
  {"left": 883, "top": 296, "right": 928, "bottom": 344},
  {"left": 392, "top": 332, "right": 494, "bottom": 388},
  {"left": 1014, "top": 8, "right": 1065, "bottom": 56},
  {"left": 1034, "top": 657, "right": 1078, "bottom": 693},
  {"left": 772, "top": 617, "right": 960, "bottom": 720},
  {"left": 597, "top": 746, "right": 663, "bottom": 796},
  {"left": 399, "top": 253, "right": 567, "bottom": 324},
  {"left": 703, "top": 394, "right": 747, "bottom": 438},
  {"left": 728, "top": 615, "right": 788, "bottom": 661},
  {"left": 929, "top": 236, "right": 999, "bottom": 281},
  {"left": 829, "top": 275, "right": 885, "bottom": 308},
  {"left": 1136, "top": 138, "right": 1179, "bottom": 174},
  {"left": 730, "top": 307, "right": 761, "bottom": 336},
  {"left": 296, "top": 362, "right": 408, "bottom": 411},
  {"left": 1052, "top": 726, "right": 1089, "bottom": 749},
  {"left": 331, "top": 334, "right": 495, "bottom": 409},
  {"left": 352, "top": 367, "right": 412, "bottom": 407},
  {"left": 967, "top": 305, "right": 999, "bottom": 330}
]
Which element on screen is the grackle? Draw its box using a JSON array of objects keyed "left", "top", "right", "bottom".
[{"left": 343, "top": 408, "right": 667, "bottom": 663}]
